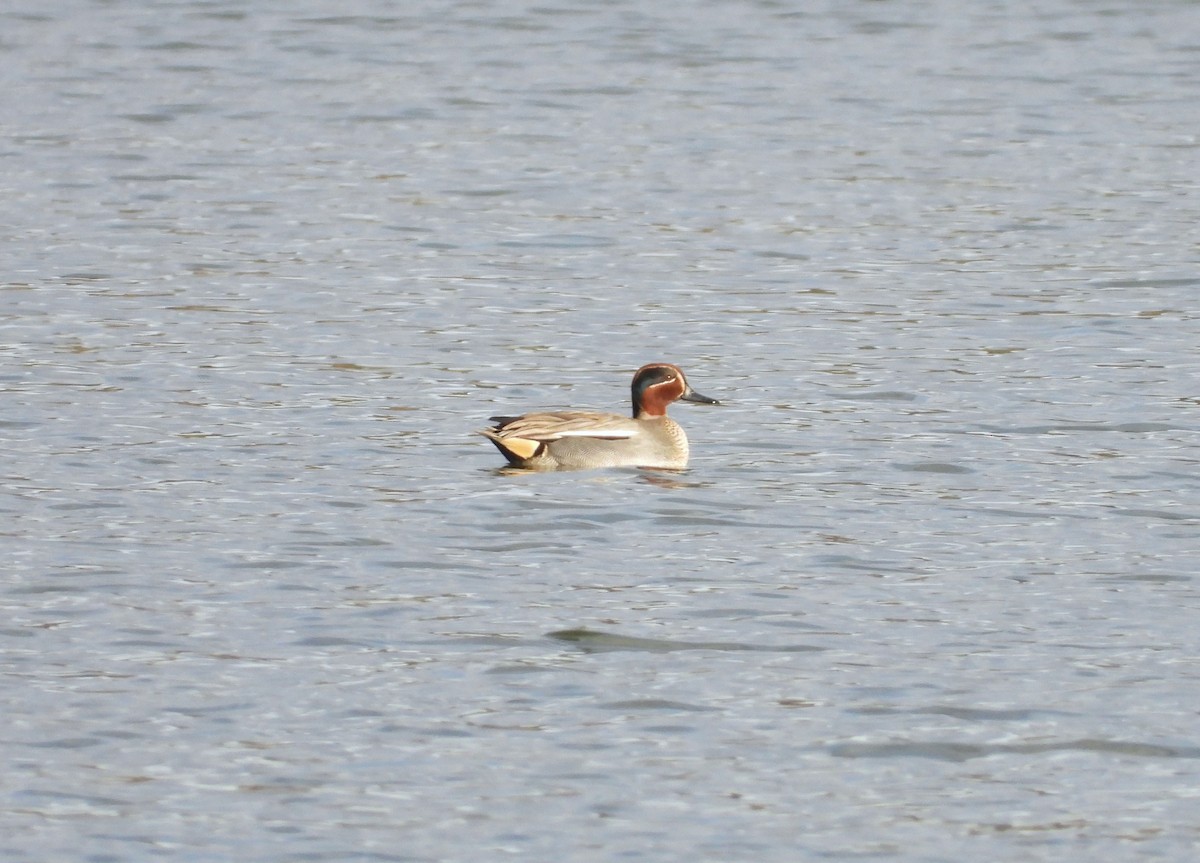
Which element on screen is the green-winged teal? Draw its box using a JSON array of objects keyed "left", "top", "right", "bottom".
[{"left": 479, "top": 363, "right": 718, "bottom": 470}]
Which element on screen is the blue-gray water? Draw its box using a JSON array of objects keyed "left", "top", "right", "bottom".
[{"left": 4, "top": 1, "right": 1199, "bottom": 861}]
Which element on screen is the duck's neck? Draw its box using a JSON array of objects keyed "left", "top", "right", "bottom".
[{"left": 634, "top": 394, "right": 670, "bottom": 419}]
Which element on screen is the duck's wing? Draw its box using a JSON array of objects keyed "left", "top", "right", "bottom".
[{"left": 483, "top": 411, "right": 638, "bottom": 442}]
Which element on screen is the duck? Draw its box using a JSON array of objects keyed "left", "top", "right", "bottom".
[{"left": 479, "top": 362, "right": 718, "bottom": 470}]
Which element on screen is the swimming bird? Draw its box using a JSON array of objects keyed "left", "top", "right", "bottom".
[{"left": 479, "top": 362, "right": 718, "bottom": 470}]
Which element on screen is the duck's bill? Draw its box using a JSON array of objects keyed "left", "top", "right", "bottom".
[{"left": 680, "top": 389, "right": 719, "bottom": 405}]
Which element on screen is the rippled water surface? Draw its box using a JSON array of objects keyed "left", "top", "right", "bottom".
[{"left": 4, "top": 1, "right": 1199, "bottom": 861}]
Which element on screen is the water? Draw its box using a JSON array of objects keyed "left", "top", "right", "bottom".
[{"left": 4, "top": 1, "right": 1199, "bottom": 860}]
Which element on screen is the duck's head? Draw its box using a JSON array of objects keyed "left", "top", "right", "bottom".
[{"left": 631, "top": 363, "right": 719, "bottom": 418}]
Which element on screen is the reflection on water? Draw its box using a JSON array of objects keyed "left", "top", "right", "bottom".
[
  {"left": 4, "top": 0, "right": 1200, "bottom": 861},
  {"left": 548, "top": 627, "right": 825, "bottom": 654}
]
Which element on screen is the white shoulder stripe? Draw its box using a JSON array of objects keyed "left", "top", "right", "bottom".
[{"left": 551, "top": 427, "right": 639, "bottom": 440}]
